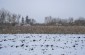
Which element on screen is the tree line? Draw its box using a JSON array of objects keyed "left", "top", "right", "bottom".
[
  {"left": 0, "top": 9, "right": 36, "bottom": 26},
  {"left": 44, "top": 16, "right": 85, "bottom": 26},
  {"left": 0, "top": 9, "right": 85, "bottom": 26}
]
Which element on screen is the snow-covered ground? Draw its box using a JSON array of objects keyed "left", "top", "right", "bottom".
[{"left": 0, "top": 34, "right": 85, "bottom": 55}]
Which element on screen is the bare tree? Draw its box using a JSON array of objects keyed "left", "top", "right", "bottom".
[
  {"left": 0, "top": 9, "right": 7, "bottom": 23},
  {"left": 21, "top": 17, "right": 24, "bottom": 25},
  {"left": 11, "top": 14, "right": 17, "bottom": 26},
  {"left": 45, "top": 16, "right": 52, "bottom": 24},
  {"left": 6, "top": 13, "right": 11, "bottom": 23},
  {"left": 25, "top": 16, "right": 30, "bottom": 24},
  {"left": 68, "top": 17, "right": 73, "bottom": 24},
  {"left": 30, "top": 19, "right": 36, "bottom": 25},
  {"left": 74, "top": 17, "right": 85, "bottom": 25},
  {"left": 16, "top": 14, "right": 21, "bottom": 24}
]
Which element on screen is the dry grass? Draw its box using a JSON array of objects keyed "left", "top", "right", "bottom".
[{"left": 0, "top": 26, "right": 85, "bottom": 34}]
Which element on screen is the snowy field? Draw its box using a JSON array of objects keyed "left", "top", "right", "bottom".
[{"left": 0, "top": 34, "right": 85, "bottom": 55}]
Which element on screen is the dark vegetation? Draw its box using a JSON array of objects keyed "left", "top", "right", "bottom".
[{"left": 0, "top": 9, "right": 85, "bottom": 34}]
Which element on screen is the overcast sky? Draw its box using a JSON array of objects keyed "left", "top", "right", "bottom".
[{"left": 0, "top": 0, "right": 85, "bottom": 23}]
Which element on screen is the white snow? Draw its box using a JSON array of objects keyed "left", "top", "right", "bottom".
[{"left": 0, "top": 34, "right": 85, "bottom": 55}]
